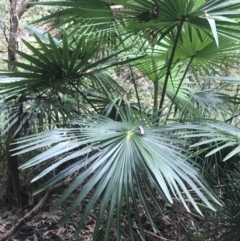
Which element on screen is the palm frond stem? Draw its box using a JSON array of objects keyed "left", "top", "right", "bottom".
[
  {"left": 129, "top": 64, "right": 142, "bottom": 113},
  {"left": 153, "top": 58, "right": 159, "bottom": 120},
  {"left": 158, "top": 18, "right": 185, "bottom": 120},
  {"left": 166, "top": 56, "right": 194, "bottom": 123}
]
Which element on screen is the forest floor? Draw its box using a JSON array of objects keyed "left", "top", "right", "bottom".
[{"left": 0, "top": 191, "right": 218, "bottom": 241}]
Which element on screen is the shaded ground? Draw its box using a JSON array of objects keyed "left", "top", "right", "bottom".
[{"left": 0, "top": 192, "right": 214, "bottom": 241}]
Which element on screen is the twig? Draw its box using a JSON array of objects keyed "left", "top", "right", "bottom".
[
  {"left": 132, "top": 225, "right": 175, "bottom": 241},
  {"left": 123, "top": 217, "right": 175, "bottom": 241},
  {"left": 133, "top": 221, "right": 145, "bottom": 241}
]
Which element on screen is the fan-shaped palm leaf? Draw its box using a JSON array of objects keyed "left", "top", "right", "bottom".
[
  {"left": 31, "top": 0, "right": 240, "bottom": 50},
  {"left": 12, "top": 111, "right": 220, "bottom": 240},
  {"left": 0, "top": 34, "right": 125, "bottom": 94}
]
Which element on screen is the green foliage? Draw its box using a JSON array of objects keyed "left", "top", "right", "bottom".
[
  {"left": 13, "top": 111, "right": 221, "bottom": 238},
  {"left": 1, "top": 0, "right": 240, "bottom": 240}
]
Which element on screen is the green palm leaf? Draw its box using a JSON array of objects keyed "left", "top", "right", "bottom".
[{"left": 13, "top": 112, "right": 220, "bottom": 239}]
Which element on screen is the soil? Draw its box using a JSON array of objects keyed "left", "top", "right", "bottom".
[{"left": 0, "top": 193, "right": 212, "bottom": 241}]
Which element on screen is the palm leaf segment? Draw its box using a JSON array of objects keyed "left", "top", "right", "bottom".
[
  {"left": 14, "top": 112, "right": 220, "bottom": 239},
  {"left": 191, "top": 121, "right": 240, "bottom": 162}
]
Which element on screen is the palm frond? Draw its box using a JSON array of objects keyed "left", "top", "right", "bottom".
[
  {"left": 13, "top": 112, "right": 220, "bottom": 239},
  {"left": 188, "top": 121, "right": 240, "bottom": 162}
]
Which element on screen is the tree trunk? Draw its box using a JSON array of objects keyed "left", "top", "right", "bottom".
[
  {"left": 4, "top": 0, "right": 21, "bottom": 205},
  {"left": 5, "top": 0, "right": 38, "bottom": 205},
  {"left": 5, "top": 121, "right": 21, "bottom": 205},
  {"left": 8, "top": 0, "right": 18, "bottom": 70}
]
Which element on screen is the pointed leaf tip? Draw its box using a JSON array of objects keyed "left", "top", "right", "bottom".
[{"left": 205, "top": 13, "right": 219, "bottom": 47}]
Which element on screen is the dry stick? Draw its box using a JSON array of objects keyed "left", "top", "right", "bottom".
[
  {"left": 133, "top": 221, "right": 145, "bottom": 241},
  {"left": 0, "top": 177, "right": 72, "bottom": 241},
  {"left": 132, "top": 225, "right": 175, "bottom": 241},
  {"left": 124, "top": 217, "right": 174, "bottom": 241}
]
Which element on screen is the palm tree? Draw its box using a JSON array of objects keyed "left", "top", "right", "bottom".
[{"left": 1, "top": 0, "right": 240, "bottom": 239}]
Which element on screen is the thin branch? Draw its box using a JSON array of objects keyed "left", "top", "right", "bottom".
[{"left": 133, "top": 225, "right": 175, "bottom": 241}]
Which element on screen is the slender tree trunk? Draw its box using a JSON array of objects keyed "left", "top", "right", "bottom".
[
  {"left": 8, "top": 0, "right": 18, "bottom": 70},
  {"left": 8, "top": 0, "right": 37, "bottom": 68},
  {"left": 5, "top": 121, "right": 21, "bottom": 204},
  {"left": 5, "top": 0, "right": 38, "bottom": 205},
  {"left": 5, "top": 0, "right": 21, "bottom": 205}
]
